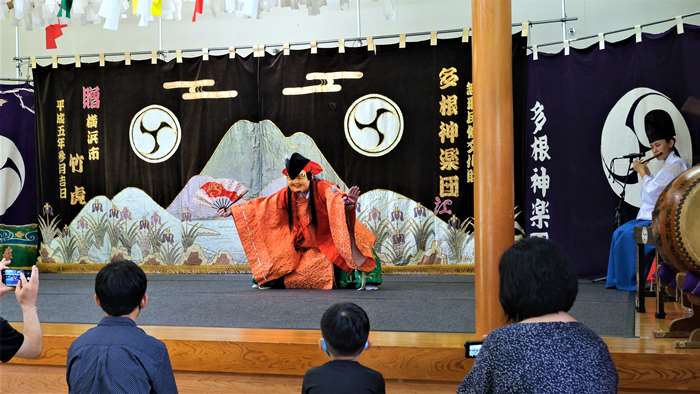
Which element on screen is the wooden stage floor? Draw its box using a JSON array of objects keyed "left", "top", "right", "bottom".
[{"left": 2, "top": 299, "right": 699, "bottom": 394}]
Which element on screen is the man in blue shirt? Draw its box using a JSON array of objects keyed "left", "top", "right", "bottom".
[{"left": 67, "top": 260, "right": 178, "bottom": 393}]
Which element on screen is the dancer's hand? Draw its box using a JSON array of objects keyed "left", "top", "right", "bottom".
[
  {"left": 344, "top": 186, "right": 360, "bottom": 206},
  {"left": 217, "top": 207, "right": 232, "bottom": 217}
]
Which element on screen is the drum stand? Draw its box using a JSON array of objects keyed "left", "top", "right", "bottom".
[
  {"left": 654, "top": 303, "right": 700, "bottom": 339},
  {"left": 634, "top": 228, "right": 658, "bottom": 314},
  {"left": 654, "top": 262, "right": 666, "bottom": 319},
  {"left": 667, "top": 299, "right": 700, "bottom": 349},
  {"left": 677, "top": 328, "right": 700, "bottom": 349},
  {"left": 654, "top": 273, "right": 700, "bottom": 348}
]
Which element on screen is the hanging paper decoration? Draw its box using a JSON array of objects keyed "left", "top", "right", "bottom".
[
  {"left": 151, "top": 0, "right": 162, "bottom": 17},
  {"left": 45, "top": 23, "right": 68, "bottom": 49},
  {"left": 136, "top": 0, "right": 154, "bottom": 26},
  {"left": 97, "top": 0, "right": 123, "bottom": 30},
  {"left": 2, "top": 0, "right": 398, "bottom": 32},
  {"left": 12, "top": 0, "right": 26, "bottom": 20},
  {"left": 192, "top": 0, "right": 203, "bottom": 21},
  {"left": 57, "top": 0, "right": 73, "bottom": 17}
]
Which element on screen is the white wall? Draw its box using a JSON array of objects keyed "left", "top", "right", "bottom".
[
  {"left": 560, "top": 0, "right": 700, "bottom": 48},
  {"left": 1, "top": 0, "right": 700, "bottom": 78},
  {"left": 0, "top": 22, "right": 16, "bottom": 77}
]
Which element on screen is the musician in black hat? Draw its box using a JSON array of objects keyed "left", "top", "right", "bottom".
[{"left": 606, "top": 109, "right": 690, "bottom": 291}]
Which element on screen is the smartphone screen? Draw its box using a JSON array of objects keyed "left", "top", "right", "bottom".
[
  {"left": 464, "top": 341, "right": 483, "bottom": 358},
  {"left": 1, "top": 269, "right": 32, "bottom": 287}
]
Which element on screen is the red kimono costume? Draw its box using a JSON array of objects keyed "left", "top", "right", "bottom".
[{"left": 231, "top": 179, "right": 377, "bottom": 289}]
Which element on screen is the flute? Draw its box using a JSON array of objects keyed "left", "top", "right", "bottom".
[{"left": 640, "top": 152, "right": 662, "bottom": 164}]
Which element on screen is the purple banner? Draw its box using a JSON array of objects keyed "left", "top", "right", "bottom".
[
  {"left": 522, "top": 25, "right": 700, "bottom": 277},
  {"left": 0, "top": 83, "right": 36, "bottom": 225}
]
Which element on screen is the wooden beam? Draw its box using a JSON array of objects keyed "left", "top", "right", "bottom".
[
  {"left": 0, "top": 365, "right": 459, "bottom": 394},
  {"left": 9, "top": 323, "right": 476, "bottom": 382},
  {"left": 7, "top": 318, "right": 700, "bottom": 391},
  {"left": 471, "top": 0, "right": 513, "bottom": 335},
  {"left": 2, "top": 364, "right": 698, "bottom": 394}
]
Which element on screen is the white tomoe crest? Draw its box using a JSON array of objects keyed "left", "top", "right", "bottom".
[
  {"left": 344, "top": 94, "right": 404, "bottom": 157},
  {"left": 0, "top": 136, "right": 26, "bottom": 215},
  {"left": 129, "top": 105, "right": 182, "bottom": 164}
]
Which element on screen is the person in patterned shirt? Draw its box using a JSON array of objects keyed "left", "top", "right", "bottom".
[{"left": 457, "top": 237, "right": 618, "bottom": 394}]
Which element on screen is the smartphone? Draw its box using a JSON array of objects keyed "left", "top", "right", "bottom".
[
  {"left": 464, "top": 341, "right": 483, "bottom": 358},
  {"left": 1, "top": 269, "right": 32, "bottom": 287}
]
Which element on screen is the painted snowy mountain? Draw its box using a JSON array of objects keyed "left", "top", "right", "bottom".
[
  {"left": 199, "top": 119, "right": 348, "bottom": 197},
  {"left": 42, "top": 187, "right": 244, "bottom": 265}
]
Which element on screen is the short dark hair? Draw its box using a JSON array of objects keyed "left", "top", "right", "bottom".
[
  {"left": 499, "top": 237, "right": 578, "bottom": 322},
  {"left": 95, "top": 260, "right": 147, "bottom": 316},
  {"left": 320, "top": 303, "right": 370, "bottom": 357}
]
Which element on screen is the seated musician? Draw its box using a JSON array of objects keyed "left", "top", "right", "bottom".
[{"left": 606, "top": 110, "right": 690, "bottom": 292}]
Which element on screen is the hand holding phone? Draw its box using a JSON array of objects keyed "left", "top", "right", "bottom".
[
  {"left": 15, "top": 266, "right": 39, "bottom": 309},
  {"left": 464, "top": 341, "right": 484, "bottom": 358},
  {"left": 2, "top": 268, "right": 33, "bottom": 287}
]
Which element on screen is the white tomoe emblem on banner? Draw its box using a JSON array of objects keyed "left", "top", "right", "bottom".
[
  {"left": 600, "top": 88, "right": 692, "bottom": 207},
  {"left": 344, "top": 94, "right": 404, "bottom": 157},
  {"left": 0, "top": 136, "right": 26, "bottom": 215},
  {"left": 129, "top": 105, "right": 182, "bottom": 164}
]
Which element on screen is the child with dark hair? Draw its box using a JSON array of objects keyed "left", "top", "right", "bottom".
[
  {"left": 67, "top": 260, "right": 178, "bottom": 394},
  {"left": 302, "top": 302, "right": 385, "bottom": 394}
]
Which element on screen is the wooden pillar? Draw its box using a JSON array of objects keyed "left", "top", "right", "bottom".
[{"left": 472, "top": 0, "right": 513, "bottom": 336}]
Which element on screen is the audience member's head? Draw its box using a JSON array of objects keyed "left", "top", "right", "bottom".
[
  {"left": 499, "top": 237, "right": 578, "bottom": 322},
  {"left": 320, "top": 302, "right": 370, "bottom": 358},
  {"left": 95, "top": 260, "right": 147, "bottom": 317}
]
